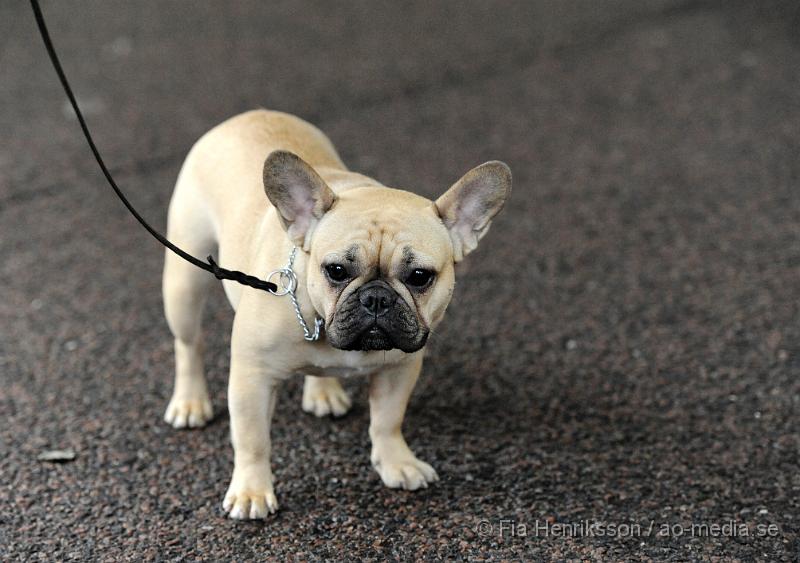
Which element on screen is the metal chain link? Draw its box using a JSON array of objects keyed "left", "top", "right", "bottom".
[{"left": 265, "top": 247, "right": 324, "bottom": 341}]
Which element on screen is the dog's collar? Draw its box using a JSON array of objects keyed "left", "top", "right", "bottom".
[{"left": 265, "top": 247, "right": 325, "bottom": 342}]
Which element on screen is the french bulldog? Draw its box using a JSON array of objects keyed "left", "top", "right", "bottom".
[{"left": 161, "top": 109, "right": 511, "bottom": 519}]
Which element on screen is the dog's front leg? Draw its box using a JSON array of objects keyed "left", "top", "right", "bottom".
[
  {"left": 369, "top": 353, "right": 439, "bottom": 491},
  {"left": 222, "top": 350, "right": 281, "bottom": 519}
]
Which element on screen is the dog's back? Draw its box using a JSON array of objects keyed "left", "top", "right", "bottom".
[{"left": 181, "top": 109, "right": 345, "bottom": 222}]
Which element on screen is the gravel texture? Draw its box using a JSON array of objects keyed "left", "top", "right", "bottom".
[{"left": 3, "top": 0, "right": 800, "bottom": 560}]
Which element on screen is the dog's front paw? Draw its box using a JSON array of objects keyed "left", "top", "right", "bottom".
[
  {"left": 223, "top": 465, "right": 278, "bottom": 520},
  {"left": 302, "top": 376, "right": 352, "bottom": 417},
  {"left": 164, "top": 395, "right": 213, "bottom": 429},
  {"left": 371, "top": 447, "right": 439, "bottom": 491}
]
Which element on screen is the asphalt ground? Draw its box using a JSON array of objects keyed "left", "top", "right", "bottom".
[{"left": 2, "top": 0, "right": 800, "bottom": 560}]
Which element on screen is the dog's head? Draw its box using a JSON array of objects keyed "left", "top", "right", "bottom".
[{"left": 263, "top": 150, "right": 511, "bottom": 353}]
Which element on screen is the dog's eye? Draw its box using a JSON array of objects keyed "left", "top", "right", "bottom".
[
  {"left": 405, "top": 268, "right": 434, "bottom": 288},
  {"left": 324, "top": 263, "right": 349, "bottom": 283}
]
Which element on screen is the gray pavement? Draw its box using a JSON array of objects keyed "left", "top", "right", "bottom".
[{"left": 2, "top": 0, "right": 800, "bottom": 560}]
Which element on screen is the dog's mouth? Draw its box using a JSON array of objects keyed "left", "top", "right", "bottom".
[
  {"left": 331, "top": 321, "right": 428, "bottom": 353},
  {"left": 353, "top": 325, "right": 393, "bottom": 351}
]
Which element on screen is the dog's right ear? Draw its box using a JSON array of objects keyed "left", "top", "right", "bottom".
[
  {"left": 263, "top": 150, "right": 337, "bottom": 251},
  {"left": 435, "top": 161, "right": 511, "bottom": 262}
]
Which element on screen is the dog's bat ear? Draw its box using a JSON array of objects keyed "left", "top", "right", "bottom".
[
  {"left": 263, "top": 150, "right": 337, "bottom": 250},
  {"left": 434, "top": 161, "right": 512, "bottom": 262}
]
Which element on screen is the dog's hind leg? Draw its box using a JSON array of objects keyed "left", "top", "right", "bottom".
[
  {"left": 162, "top": 168, "right": 216, "bottom": 429},
  {"left": 302, "top": 376, "right": 352, "bottom": 417}
]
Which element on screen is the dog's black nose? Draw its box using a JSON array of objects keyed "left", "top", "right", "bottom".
[{"left": 359, "top": 281, "right": 397, "bottom": 317}]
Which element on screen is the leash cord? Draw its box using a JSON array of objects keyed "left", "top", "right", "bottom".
[{"left": 29, "top": 0, "right": 278, "bottom": 294}]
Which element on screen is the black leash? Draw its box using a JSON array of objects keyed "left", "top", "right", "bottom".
[{"left": 29, "top": 0, "right": 278, "bottom": 294}]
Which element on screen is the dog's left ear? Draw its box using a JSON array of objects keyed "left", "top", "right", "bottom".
[
  {"left": 263, "top": 150, "right": 337, "bottom": 251},
  {"left": 434, "top": 161, "right": 512, "bottom": 262}
]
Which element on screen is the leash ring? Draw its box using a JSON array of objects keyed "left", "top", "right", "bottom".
[{"left": 265, "top": 268, "right": 296, "bottom": 296}]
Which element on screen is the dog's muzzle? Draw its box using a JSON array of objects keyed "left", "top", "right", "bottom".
[{"left": 327, "top": 280, "right": 428, "bottom": 353}]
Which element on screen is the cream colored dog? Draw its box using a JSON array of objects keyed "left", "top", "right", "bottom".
[{"left": 161, "top": 109, "right": 511, "bottom": 519}]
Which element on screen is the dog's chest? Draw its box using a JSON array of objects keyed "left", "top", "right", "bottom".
[{"left": 294, "top": 347, "right": 406, "bottom": 378}]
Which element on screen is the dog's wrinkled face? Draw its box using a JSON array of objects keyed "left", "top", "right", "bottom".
[
  {"left": 308, "top": 191, "right": 455, "bottom": 352},
  {"left": 263, "top": 151, "right": 511, "bottom": 353}
]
